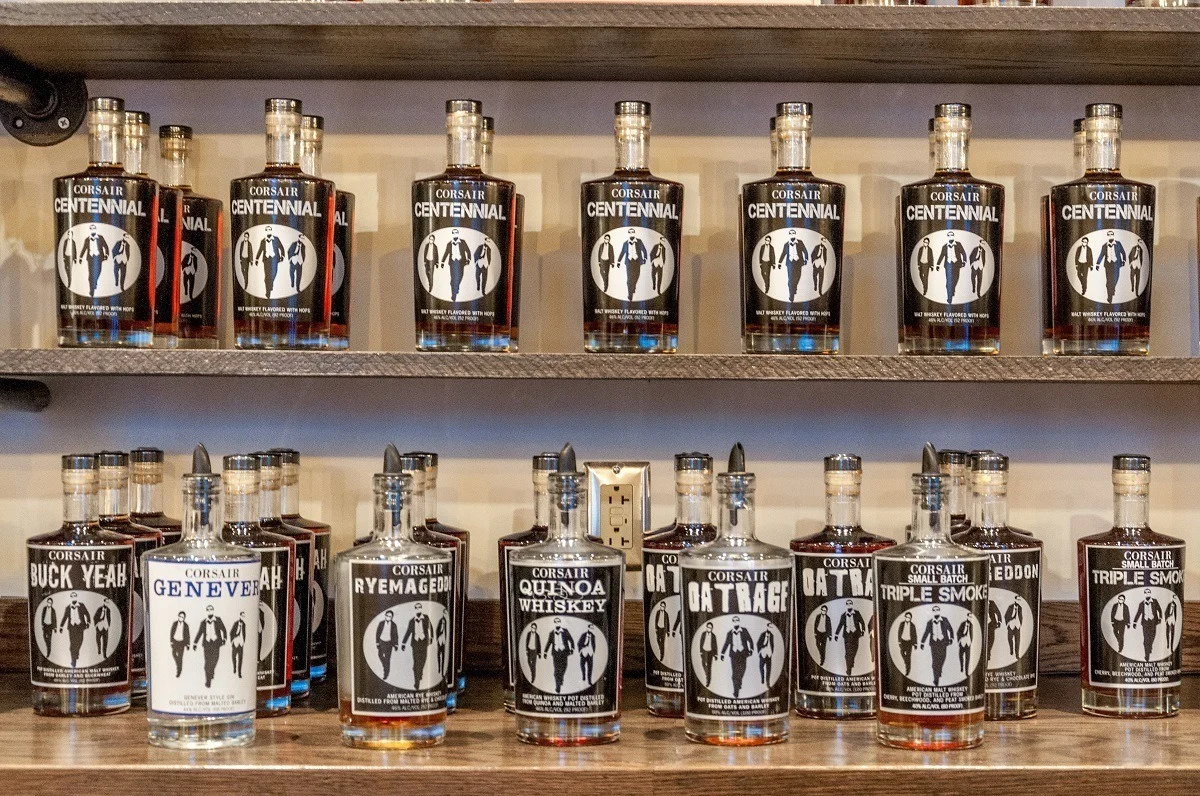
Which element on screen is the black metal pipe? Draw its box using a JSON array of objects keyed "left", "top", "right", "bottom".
[{"left": 0, "top": 378, "right": 51, "bottom": 412}]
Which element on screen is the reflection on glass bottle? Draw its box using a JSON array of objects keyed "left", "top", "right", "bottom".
[
  {"left": 940, "top": 449, "right": 971, "bottom": 535},
  {"left": 130, "top": 447, "right": 183, "bottom": 545}
]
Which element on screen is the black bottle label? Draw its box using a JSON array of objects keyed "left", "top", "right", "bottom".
[
  {"left": 1050, "top": 181, "right": 1155, "bottom": 328},
  {"left": 348, "top": 559, "right": 453, "bottom": 717},
  {"left": 54, "top": 175, "right": 158, "bottom": 327},
  {"left": 793, "top": 551, "right": 877, "bottom": 698},
  {"left": 154, "top": 186, "right": 182, "bottom": 331},
  {"left": 581, "top": 178, "right": 683, "bottom": 327},
  {"left": 899, "top": 181, "right": 1003, "bottom": 332},
  {"left": 28, "top": 543, "right": 133, "bottom": 688},
  {"left": 1084, "top": 544, "right": 1183, "bottom": 689},
  {"left": 310, "top": 530, "right": 330, "bottom": 668},
  {"left": 412, "top": 177, "right": 516, "bottom": 328},
  {"left": 229, "top": 175, "right": 335, "bottom": 327},
  {"left": 289, "top": 536, "right": 311, "bottom": 679},
  {"left": 256, "top": 546, "right": 292, "bottom": 691},
  {"left": 741, "top": 179, "right": 844, "bottom": 327},
  {"left": 332, "top": 191, "right": 355, "bottom": 328},
  {"left": 179, "top": 194, "right": 223, "bottom": 333},
  {"left": 643, "top": 550, "right": 685, "bottom": 692},
  {"left": 511, "top": 562, "right": 623, "bottom": 718},
  {"left": 982, "top": 547, "right": 1040, "bottom": 694},
  {"left": 874, "top": 557, "right": 988, "bottom": 716},
  {"left": 131, "top": 535, "right": 160, "bottom": 677},
  {"left": 681, "top": 562, "right": 792, "bottom": 720}
]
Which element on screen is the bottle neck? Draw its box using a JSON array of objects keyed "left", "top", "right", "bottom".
[
  {"left": 88, "top": 110, "right": 124, "bottom": 168},
  {"left": 825, "top": 477, "right": 861, "bottom": 531},
  {"left": 182, "top": 476, "right": 220, "bottom": 542},
  {"left": 971, "top": 475, "right": 1008, "bottom": 529},
  {"left": 280, "top": 464, "right": 300, "bottom": 516},
  {"left": 532, "top": 473, "right": 551, "bottom": 529},
  {"left": 447, "top": 113, "right": 482, "bottom": 169},
  {"left": 943, "top": 464, "right": 967, "bottom": 521},
  {"left": 615, "top": 114, "right": 649, "bottom": 172},
  {"left": 98, "top": 470, "right": 130, "bottom": 519},
  {"left": 131, "top": 479, "right": 163, "bottom": 514},
  {"left": 259, "top": 480, "right": 282, "bottom": 522},
  {"left": 676, "top": 487, "right": 712, "bottom": 527},
  {"left": 160, "top": 141, "right": 191, "bottom": 189},
  {"left": 717, "top": 476, "right": 756, "bottom": 542},
  {"left": 300, "top": 134, "right": 323, "bottom": 177},
  {"left": 775, "top": 119, "right": 811, "bottom": 172},
  {"left": 424, "top": 471, "right": 438, "bottom": 522},
  {"left": 481, "top": 129, "right": 494, "bottom": 174},
  {"left": 266, "top": 110, "right": 301, "bottom": 168},
  {"left": 125, "top": 132, "right": 148, "bottom": 177},
  {"left": 1114, "top": 485, "right": 1149, "bottom": 529},
  {"left": 374, "top": 487, "right": 415, "bottom": 542},
  {"left": 63, "top": 483, "right": 98, "bottom": 524},
  {"left": 224, "top": 489, "right": 258, "bottom": 526},
  {"left": 910, "top": 476, "right": 951, "bottom": 543},
  {"left": 933, "top": 126, "right": 969, "bottom": 173},
  {"left": 548, "top": 475, "right": 585, "bottom": 542},
  {"left": 1085, "top": 120, "right": 1121, "bottom": 173}
]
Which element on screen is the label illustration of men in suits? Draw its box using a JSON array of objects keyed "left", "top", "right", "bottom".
[
  {"left": 908, "top": 229, "right": 994, "bottom": 306},
  {"left": 231, "top": 612, "right": 248, "bottom": 677},
  {"left": 400, "top": 603, "right": 434, "bottom": 689},
  {"left": 179, "top": 243, "right": 207, "bottom": 304},
  {"left": 58, "top": 222, "right": 143, "bottom": 299},
  {"left": 749, "top": 228, "right": 836, "bottom": 305},
  {"left": 417, "top": 227, "right": 502, "bottom": 303},
  {"left": 590, "top": 226, "right": 675, "bottom": 303},
  {"left": 1065, "top": 229, "right": 1149, "bottom": 305},
  {"left": 795, "top": 552, "right": 877, "bottom": 699},
  {"left": 193, "top": 605, "right": 229, "bottom": 688},
  {"left": 234, "top": 225, "right": 317, "bottom": 301}
]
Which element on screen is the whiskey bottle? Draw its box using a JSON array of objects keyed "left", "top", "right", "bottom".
[
  {"left": 334, "top": 448, "right": 453, "bottom": 749},
  {"left": 952, "top": 453, "right": 1041, "bottom": 720},
  {"left": 143, "top": 444, "right": 260, "bottom": 749},
  {"left": 482, "top": 115, "right": 523, "bottom": 351},
  {"left": 1078, "top": 455, "right": 1183, "bottom": 718},
  {"left": 413, "top": 100, "right": 518, "bottom": 352},
  {"left": 874, "top": 444, "right": 988, "bottom": 750},
  {"left": 681, "top": 444, "right": 792, "bottom": 746},
  {"left": 509, "top": 443, "right": 625, "bottom": 745},
  {"left": 255, "top": 451, "right": 313, "bottom": 699},
  {"left": 300, "top": 115, "right": 356, "bottom": 350},
  {"left": 125, "top": 110, "right": 183, "bottom": 349},
  {"left": 130, "top": 447, "right": 183, "bottom": 544},
  {"left": 899, "top": 104, "right": 1004, "bottom": 354},
  {"left": 219, "top": 454, "right": 295, "bottom": 716},
  {"left": 28, "top": 454, "right": 134, "bottom": 716},
  {"left": 55, "top": 96, "right": 159, "bottom": 348},
  {"left": 160, "top": 125, "right": 223, "bottom": 348},
  {"left": 1039, "top": 119, "right": 1084, "bottom": 355},
  {"left": 230, "top": 98, "right": 336, "bottom": 349},
  {"left": 1048, "top": 104, "right": 1155, "bottom": 355},
  {"left": 643, "top": 452, "right": 718, "bottom": 718},
  {"left": 791, "top": 454, "right": 894, "bottom": 719},
  {"left": 582, "top": 101, "right": 683, "bottom": 353},
  {"left": 270, "top": 448, "right": 334, "bottom": 684},
  {"left": 498, "top": 451, "right": 559, "bottom": 712},
  {"left": 741, "top": 102, "right": 846, "bottom": 354},
  {"left": 96, "top": 450, "right": 161, "bottom": 700}
]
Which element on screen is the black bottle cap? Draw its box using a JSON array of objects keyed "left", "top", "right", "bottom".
[
  {"left": 675, "top": 452, "right": 713, "bottom": 471},
  {"left": 223, "top": 454, "right": 259, "bottom": 472},
  {"left": 159, "top": 124, "right": 192, "bottom": 140},
  {"left": 557, "top": 443, "right": 578, "bottom": 474},
  {"left": 1072, "top": 118, "right": 1085, "bottom": 134},
  {"left": 265, "top": 98, "right": 302, "bottom": 114},
  {"left": 268, "top": 448, "right": 301, "bottom": 464},
  {"left": 968, "top": 449, "right": 994, "bottom": 469},
  {"left": 974, "top": 453, "right": 1008, "bottom": 472},
  {"left": 88, "top": 97, "right": 124, "bottom": 113},
  {"left": 1086, "top": 103, "right": 1122, "bottom": 119},
  {"left": 775, "top": 102, "right": 812, "bottom": 117},
  {"left": 383, "top": 444, "right": 402, "bottom": 475},
  {"left": 191, "top": 444, "right": 212, "bottom": 475},
  {"left": 446, "top": 99, "right": 482, "bottom": 115},
  {"left": 533, "top": 452, "right": 560, "bottom": 472},
  {"left": 406, "top": 450, "right": 438, "bottom": 468},
  {"left": 301, "top": 114, "right": 324, "bottom": 130},
  {"left": 1113, "top": 454, "right": 1150, "bottom": 472},
  {"left": 934, "top": 103, "right": 971, "bottom": 119},
  {"left": 483, "top": 116, "right": 495, "bottom": 132},
  {"left": 125, "top": 110, "right": 150, "bottom": 126},
  {"left": 726, "top": 443, "right": 746, "bottom": 474},
  {"left": 255, "top": 451, "right": 282, "bottom": 469},
  {"left": 62, "top": 453, "right": 98, "bottom": 471},
  {"left": 824, "top": 454, "right": 861, "bottom": 472},
  {"left": 615, "top": 101, "right": 651, "bottom": 117},
  {"left": 937, "top": 449, "right": 969, "bottom": 466},
  {"left": 130, "top": 447, "right": 164, "bottom": 464},
  {"left": 921, "top": 443, "right": 939, "bottom": 475},
  {"left": 96, "top": 450, "right": 129, "bottom": 467}
]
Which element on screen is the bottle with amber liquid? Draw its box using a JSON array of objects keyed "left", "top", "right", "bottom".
[
  {"left": 130, "top": 448, "right": 183, "bottom": 544},
  {"left": 1078, "top": 455, "right": 1183, "bottom": 718},
  {"left": 1040, "top": 119, "right": 1084, "bottom": 355},
  {"left": 644, "top": 453, "right": 718, "bottom": 718},
  {"left": 1048, "top": 104, "right": 1155, "bottom": 355},
  {"left": 791, "top": 454, "right": 894, "bottom": 719},
  {"left": 874, "top": 444, "right": 988, "bottom": 750},
  {"left": 481, "top": 116, "right": 523, "bottom": 351},
  {"left": 300, "top": 115, "right": 355, "bottom": 350},
  {"left": 941, "top": 450, "right": 971, "bottom": 535},
  {"left": 498, "top": 451, "right": 559, "bottom": 712}
]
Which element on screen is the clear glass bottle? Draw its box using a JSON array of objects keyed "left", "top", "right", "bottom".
[
  {"left": 953, "top": 454, "right": 1041, "bottom": 720},
  {"left": 335, "top": 448, "right": 453, "bottom": 749},
  {"left": 509, "top": 444, "right": 625, "bottom": 745},
  {"left": 791, "top": 454, "right": 895, "bottom": 719},
  {"left": 230, "top": 98, "right": 336, "bottom": 349},
  {"left": 300, "top": 115, "right": 355, "bottom": 350},
  {"left": 498, "top": 451, "right": 559, "bottom": 712},
  {"left": 681, "top": 444, "right": 791, "bottom": 746},
  {"left": 899, "top": 104, "right": 1004, "bottom": 355},
  {"left": 143, "top": 444, "right": 260, "bottom": 749},
  {"left": 741, "top": 103, "right": 846, "bottom": 354},
  {"left": 54, "top": 96, "right": 159, "bottom": 348},
  {"left": 130, "top": 447, "right": 183, "bottom": 545},
  {"left": 219, "top": 454, "right": 295, "bottom": 716},
  {"left": 874, "top": 444, "right": 988, "bottom": 750},
  {"left": 1048, "top": 104, "right": 1155, "bottom": 355},
  {"left": 582, "top": 101, "right": 683, "bottom": 353},
  {"left": 1078, "top": 455, "right": 1183, "bottom": 718},
  {"left": 28, "top": 454, "right": 134, "bottom": 716},
  {"left": 643, "top": 453, "right": 718, "bottom": 718},
  {"left": 160, "top": 124, "right": 223, "bottom": 348}
]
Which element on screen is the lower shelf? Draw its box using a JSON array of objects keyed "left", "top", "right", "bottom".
[{"left": 2, "top": 674, "right": 1199, "bottom": 792}]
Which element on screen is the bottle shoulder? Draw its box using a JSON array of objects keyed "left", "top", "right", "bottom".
[
  {"left": 271, "top": 519, "right": 315, "bottom": 543},
  {"left": 874, "top": 538, "right": 989, "bottom": 562},
  {"left": 222, "top": 523, "right": 295, "bottom": 550},
  {"left": 415, "top": 169, "right": 514, "bottom": 191},
  {"left": 232, "top": 169, "right": 334, "bottom": 190},
  {"left": 1078, "top": 527, "right": 1184, "bottom": 547},
  {"left": 499, "top": 526, "right": 548, "bottom": 546},
  {"left": 429, "top": 520, "right": 470, "bottom": 541},
  {"left": 952, "top": 526, "right": 1041, "bottom": 550},
  {"left": 183, "top": 191, "right": 223, "bottom": 211},
  {"left": 744, "top": 171, "right": 843, "bottom": 191},
  {"left": 584, "top": 172, "right": 681, "bottom": 191},
  {"left": 644, "top": 523, "right": 718, "bottom": 549},
  {"left": 510, "top": 537, "right": 626, "bottom": 566},
  {"left": 903, "top": 172, "right": 1003, "bottom": 192},
  {"left": 130, "top": 512, "right": 183, "bottom": 532},
  {"left": 146, "top": 539, "right": 260, "bottom": 564},
  {"left": 680, "top": 537, "right": 791, "bottom": 566},
  {"left": 99, "top": 516, "right": 161, "bottom": 541},
  {"left": 413, "top": 525, "right": 462, "bottom": 549},
  {"left": 791, "top": 527, "right": 897, "bottom": 553},
  {"left": 282, "top": 514, "right": 331, "bottom": 534},
  {"left": 335, "top": 538, "right": 453, "bottom": 566},
  {"left": 29, "top": 523, "right": 134, "bottom": 546},
  {"left": 1055, "top": 173, "right": 1154, "bottom": 192}
]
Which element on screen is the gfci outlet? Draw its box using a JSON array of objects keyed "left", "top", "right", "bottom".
[{"left": 585, "top": 461, "right": 650, "bottom": 570}]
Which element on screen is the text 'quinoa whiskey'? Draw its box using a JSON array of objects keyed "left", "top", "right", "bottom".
[
  {"left": 55, "top": 97, "right": 159, "bottom": 348},
  {"left": 1048, "top": 104, "right": 1155, "bottom": 355},
  {"left": 413, "top": 100, "right": 518, "bottom": 352},
  {"left": 874, "top": 444, "right": 988, "bottom": 750},
  {"left": 681, "top": 444, "right": 792, "bottom": 746},
  {"left": 231, "top": 98, "right": 336, "bottom": 349},
  {"left": 508, "top": 444, "right": 625, "bottom": 746},
  {"left": 791, "top": 455, "right": 894, "bottom": 719},
  {"left": 899, "top": 104, "right": 1004, "bottom": 355},
  {"left": 741, "top": 103, "right": 845, "bottom": 354},
  {"left": 27, "top": 454, "right": 134, "bottom": 717},
  {"left": 582, "top": 102, "right": 683, "bottom": 353},
  {"left": 300, "top": 115, "right": 355, "bottom": 350},
  {"left": 1078, "top": 456, "right": 1183, "bottom": 718},
  {"left": 160, "top": 125, "right": 223, "bottom": 348}
]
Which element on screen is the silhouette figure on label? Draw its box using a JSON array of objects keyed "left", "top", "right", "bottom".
[
  {"left": 287, "top": 238, "right": 306, "bottom": 291},
  {"left": 436, "top": 614, "right": 448, "bottom": 677},
  {"left": 401, "top": 602, "right": 433, "bottom": 689},
  {"left": 1098, "top": 230, "right": 1126, "bottom": 303},
  {"left": 835, "top": 599, "right": 866, "bottom": 675},
  {"left": 721, "top": 616, "right": 754, "bottom": 698},
  {"left": 94, "top": 601, "right": 112, "bottom": 658},
  {"left": 868, "top": 613, "right": 877, "bottom": 665},
  {"left": 40, "top": 600, "right": 57, "bottom": 659},
  {"left": 255, "top": 227, "right": 285, "bottom": 299},
  {"left": 699, "top": 622, "right": 718, "bottom": 686},
  {"left": 956, "top": 618, "right": 973, "bottom": 674},
  {"left": 421, "top": 238, "right": 439, "bottom": 293},
  {"left": 987, "top": 601, "right": 1002, "bottom": 662},
  {"left": 61, "top": 592, "right": 92, "bottom": 667},
  {"left": 618, "top": 229, "right": 648, "bottom": 302},
  {"left": 545, "top": 617, "right": 576, "bottom": 694},
  {"left": 653, "top": 602, "right": 679, "bottom": 663},
  {"left": 1166, "top": 599, "right": 1178, "bottom": 653},
  {"left": 811, "top": 240, "right": 829, "bottom": 294},
  {"left": 938, "top": 231, "right": 967, "bottom": 304},
  {"left": 61, "top": 235, "right": 79, "bottom": 291},
  {"left": 237, "top": 235, "right": 252, "bottom": 290},
  {"left": 525, "top": 620, "right": 542, "bottom": 683},
  {"left": 758, "top": 234, "right": 775, "bottom": 294},
  {"left": 375, "top": 609, "right": 399, "bottom": 680},
  {"left": 579, "top": 625, "right": 597, "bottom": 683},
  {"left": 920, "top": 605, "right": 954, "bottom": 686},
  {"left": 83, "top": 226, "right": 110, "bottom": 297},
  {"left": 969, "top": 241, "right": 986, "bottom": 295},
  {"left": 1004, "top": 599, "right": 1024, "bottom": 659},
  {"left": 597, "top": 234, "right": 615, "bottom": 292},
  {"left": 441, "top": 228, "right": 471, "bottom": 301},
  {"left": 1132, "top": 588, "right": 1162, "bottom": 663},
  {"left": 169, "top": 611, "right": 191, "bottom": 676},
  {"left": 897, "top": 611, "right": 918, "bottom": 675},
  {"left": 1129, "top": 244, "right": 1144, "bottom": 296},
  {"left": 473, "top": 242, "right": 492, "bottom": 293},
  {"left": 194, "top": 605, "right": 228, "bottom": 687},
  {"left": 1075, "top": 236, "right": 1093, "bottom": 296},
  {"left": 650, "top": 239, "right": 667, "bottom": 293},
  {"left": 916, "top": 237, "right": 934, "bottom": 297},
  {"left": 181, "top": 249, "right": 199, "bottom": 299},
  {"left": 813, "top": 604, "right": 833, "bottom": 665},
  {"left": 781, "top": 229, "right": 808, "bottom": 302},
  {"left": 231, "top": 612, "right": 248, "bottom": 677},
  {"left": 756, "top": 628, "right": 774, "bottom": 684},
  {"left": 1110, "top": 594, "right": 1131, "bottom": 654},
  {"left": 112, "top": 233, "right": 132, "bottom": 290}
]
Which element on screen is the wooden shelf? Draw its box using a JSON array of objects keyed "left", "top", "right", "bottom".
[{"left": 3, "top": 2, "right": 1200, "bottom": 84}]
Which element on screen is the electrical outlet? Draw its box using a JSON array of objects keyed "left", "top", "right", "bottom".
[{"left": 585, "top": 461, "right": 650, "bottom": 570}]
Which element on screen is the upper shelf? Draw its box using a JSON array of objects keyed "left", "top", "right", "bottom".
[{"left": 3, "top": 2, "right": 1200, "bottom": 84}]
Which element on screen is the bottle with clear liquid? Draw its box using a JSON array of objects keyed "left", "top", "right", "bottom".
[
  {"left": 335, "top": 452, "right": 453, "bottom": 749},
  {"left": 643, "top": 452, "right": 718, "bottom": 718},
  {"left": 791, "top": 454, "right": 894, "bottom": 719},
  {"left": 130, "top": 447, "right": 183, "bottom": 545},
  {"left": 143, "top": 444, "right": 260, "bottom": 749},
  {"left": 28, "top": 454, "right": 134, "bottom": 716},
  {"left": 681, "top": 444, "right": 792, "bottom": 746},
  {"left": 509, "top": 444, "right": 625, "bottom": 746},
  {"left": 1078, "top": 455, "right": 1183, "bottom": 718}
]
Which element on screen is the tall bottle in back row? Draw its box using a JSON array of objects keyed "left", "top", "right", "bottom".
[
  {"left": 300, "top": 115, "right": 355, "bottom": 350},
  {"left": 1046, "top": 104, "right": 1155, "bottom": 355},
  {"left": 482, "top": 115, "right": 523, "bottom": 351},
  {"left": 741, "top": 103, "right": 845, "bottom": 354}
]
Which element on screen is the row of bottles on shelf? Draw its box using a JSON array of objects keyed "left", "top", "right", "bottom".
[
  {"left": 26, "top": 439, "right": 1184, "bottom": 751},
  {"left": 53, "top": 96, "right": 1168, "bottom": 357}
]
